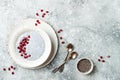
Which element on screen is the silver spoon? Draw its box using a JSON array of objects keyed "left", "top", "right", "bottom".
[
  {"left": 59, "top": 52, "right": 78, "bottom": 72},
  {"left": 65, "top": 43, "right": 74, "bottom": 61},
  {"left": 52, "top": 44, "right": 74, "bottom": 73}
]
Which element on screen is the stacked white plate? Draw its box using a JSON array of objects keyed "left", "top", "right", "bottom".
[{"left": 8, "top": 19, "right": 58, "bottom": 69}]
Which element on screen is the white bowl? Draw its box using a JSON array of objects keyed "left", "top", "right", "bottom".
[
  {"left": 8, "top": 27, "right": 52, "bottom": 69},
  {"left": 77, "top": 58, "right": 94, "bottom": 75}
]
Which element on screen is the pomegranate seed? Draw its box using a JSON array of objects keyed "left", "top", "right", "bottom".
[
  {"left": 58, "top": 31, "right": 60, "bottom": 33},
  {"left": 98, "top": 59, "right": 101, "bottom": 62},
  {"left": 21, "top": 54, "right": 23, "bottom": 56},
  {"left": 60, "top": 36, "right": 63, "bottom": 39},
  {"left": 3, "top": 68, "right": 6, "bottom": 71},
  {"left": 62, "top": 41, "right": 65, "bottom": 44},
  {"left": 36, "top": 13, "right": 39, "bottom": 16},
  {"left": 102, "top": 60, "right": 105, "bottom": 62},
  {"left": 100, "top": 56, "right": 103, "bottom": 59},
  {"left": 36, "top": 20, "right": 39, "bottom": 22},
  {"left": 11, "top": 72, "right": 15, "bottom": 75},
  {"left": 28, "top": 54, "right": 31, "bottom": 57},
  {"left": 36, "top": 20, "right": 41, "bottom": 24},
  {"left": 19, "top": 51, "right": 21, "bottom": 53},
  {"left": 28, "top": 35, "right": 30, "bottom": 38},
  {"left": 10, "top": 66, "right": 13, "bottom": 68},
  {"left": 46, "top": 11, "right": 49, "bottom": 13},
  {"left": 13, "top": 67, "right": 16, "bottom": 70},
  {"left": 8, "top": 68, "right": 11, "bottom": 71},
  {"left": 17, "top": 47, "right": 20, "bottom": 49},
  {"left": 35, "top": 23, "right": 38, "bottom": 26},
  {"left": 42, "top": 15, "right": 45, "bottom": 18},
  {"left": 60, "top": 29, "right": 63, "bottom": 32},
  {"left": 43, "top": 13, "right": 46, "bottom": 15},
  {"left": 107, "top": 56, "right": 110, "bottom": 58},
  {"left": 24, "top": 55, "right": 27, "bottom": 58},
  {"left": 41, "top": 9, "right": 43, "bottom": 12}
]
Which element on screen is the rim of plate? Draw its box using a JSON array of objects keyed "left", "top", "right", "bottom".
[{"left": 8, "top": 27, "right": 52, "bottom": 68}]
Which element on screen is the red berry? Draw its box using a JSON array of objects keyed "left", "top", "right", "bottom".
[
  {"left": 100, "top": 56, "right": 103, "bottom": 59},
  {"left": 60, "top": 29, "right": 63, "bottom": 32},
  {"left": 107, "top": 56, "right": 110, "bottom": 58},
  {"left": 13, "top": 67, "right": 16, "bottom": 70},
  {"left": 20, "top": 54, "right": 23, "bottom": 56},
  {"left": 28, "top": 54, "right": 31, "bottom": 57},
  {"left": 46, "top": 11, "right": 49, "bottom": 13},
  {"left": 42, "top": 15, "right": 45, "bottom": 18},
  {"left": 19, "top": 51, "right": 22, "bottom": 53},
  {"left": 62, "top": 41, "right": 65, "bottom": 44},
  {"left": 3, "top": 68, "right": 6, "bottom": 71},
  {"left": 36, "top": 19, "right": 39, "bottom": 22},
  {"left": 36, "top": 13, "right": 39, "bottom": 16},
  {"left": 102, "top": 60, "right": 105, "bottom": 62},
  {"left": 8, "top": 68, "right": 11, "bottom": 71},
  {"left": 24, "top": 56, "right": 28, "bottom": 59},
  {"left": 11, "top": 72, "right": 15, "bottom": 75},
  {"left": 60, "top": 36, "right": 63, "bottom": 39},
  {"left": 17, "top": 47, "right": 20, "bottom": 49},
  {"left": 36, "top": 20, "right": 40, "bottom": 24},
  {"left": 35, "top": 23, "right": 38, "bottom": 26},
  {"left": 28, "top": 35, "right": 30, "bottom": 38},
  {"left": 10, "top": 66, "right": 13, "bottom": 68},
  {"left": 98, "top": 59, "right": 101, "bottom": 62},
  {"left": 58, "top": 31, "right": 60, "bottom": 33},
  {"left": 41, "top": 9, "right": 43, "bottom": 12},
  {"left": 43, "top": 13, "right": 46, "bottom": 15}
]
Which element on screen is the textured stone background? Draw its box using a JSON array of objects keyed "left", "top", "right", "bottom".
[{"left": 0, "top": 0, "right": 120, "bottom": 80}]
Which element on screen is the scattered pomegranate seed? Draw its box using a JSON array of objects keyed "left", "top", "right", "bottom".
[
  {"left": 58, "top": 31, "right": 60, "bottom": 33},
  {"left": 35, "top": 23, "right": 38, "bottom": 26},
  {"left": 10, "top": 66, "right": 13, "bottom": 68},
  {"left": 36, "top": 13, "right": 39, "bottom": 16},
  {"left": 60, "top": 36, "right": 63, "bottom": 39},
  {"left": 60, "top": 29, "right": 62, "bottom": 31},
  {"left": 28, "top": 35, "right": 30, "bottom": 38},
  {"left": 41, "top": 9, "right": 43, "bottom": 12},
  {"left": 28, "top": 54, "right": 31, "bottom": 57},
  {"left": 3, "top": 68, "right": 6, "bottom": 71},
  {"left": 107, "top": 56, "right": 110, "bottom": 58},
  {"left": 13, "top": 67, "right": 16, "bottom": 70},
  {"left": 20, "top": 54, "right": 23, "bottom": 56},
  {"left": 100, "top": 56, "right": 103, "bottom": 59},
  {"left": 46, "top": 11, "right": 49, "bottom": 13},
  {"left": 42, "top": 15, "right": 45, "bottom": 18},
  {"left": 8, "top": 68, "right": 11, "bottom": 71},
  {"left": 102, "top": 60, "right": 105, "bottom": 62},
  {"left": 36, "top": 20, "right": 41, "bottom": 24},
  {"left": 62, "top": 41, "right": 65, "bottom": 44},
  {"left": 11, "top": 72, "right": 15, "bottom": 75},
  {"left": 98, "top": 59, "right": 101, "bottom": 62},
  {"left": 43, "top": 13, "right": 46, "bottom": 16}
]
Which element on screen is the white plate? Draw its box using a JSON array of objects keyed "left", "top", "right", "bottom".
[
  {"left": 8, "top": 19, "right": 58, "bottom": 69},
  {"left": 8, "top": 26, "right": 52, "bottom": 69}
]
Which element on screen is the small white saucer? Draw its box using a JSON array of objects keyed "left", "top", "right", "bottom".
[{"left": 8, "top": 19, "right": 58, "bottom": 69}]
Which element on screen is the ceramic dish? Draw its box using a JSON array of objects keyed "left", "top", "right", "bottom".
[
  {"left": 77, "top": 58, "right": 94, "bottom": 75},
  {"left": 8, "top": 19, "right": 58, "bottom": 69}
]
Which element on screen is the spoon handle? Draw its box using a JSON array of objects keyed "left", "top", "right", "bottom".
[
  {"left": 52, "top": 62, "right": 66, "bottom": 73},
  {"left": 64, "top": 51, "right": 70, "bottom": 62}
]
